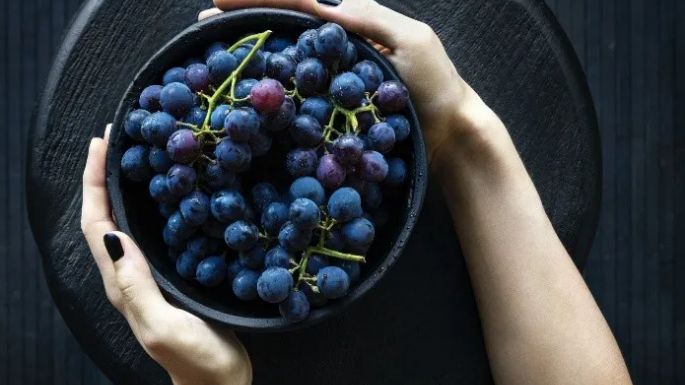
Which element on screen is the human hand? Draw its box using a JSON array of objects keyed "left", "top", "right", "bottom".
[
  {"left": 81, "top": 125, "right": 252, "bottom": 385},
  {"left": 200, "top": 0, "right": 504, "bottom": 171}
]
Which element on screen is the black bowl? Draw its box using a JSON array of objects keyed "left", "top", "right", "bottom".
[{"left": 107, "top": 8, "right": 427, "bottom": 332}]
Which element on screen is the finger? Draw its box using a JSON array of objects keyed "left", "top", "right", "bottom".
[{"left": 198, "top": 7, "right": 223, "bottom": 21}]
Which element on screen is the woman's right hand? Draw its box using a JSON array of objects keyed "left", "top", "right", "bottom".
[{"left": 202, "top": 0, "right": 504, "bottom": 171}]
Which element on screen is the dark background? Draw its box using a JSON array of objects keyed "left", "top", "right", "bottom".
[{"left": 0, "top": 0, "right": 683, "bottom": 384}]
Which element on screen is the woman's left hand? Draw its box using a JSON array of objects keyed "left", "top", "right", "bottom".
[{"left": 81, "top": 125, "right": 252, "bottom": 385}]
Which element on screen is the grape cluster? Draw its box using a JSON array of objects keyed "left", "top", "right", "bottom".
[{"left": 120, "top": 24, "right": 410, "bottom": 323}]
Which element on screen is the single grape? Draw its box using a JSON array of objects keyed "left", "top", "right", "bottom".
[
  {"left": 342, "top": 217, "right": 375, "bottom": 250},
  {"left": 295, "top": 58, "right": 328, "bottom": 96},
  {"left": 385, "top": 157, "right": 408, "bottom": 186},
  {"left": 362, "top": 182, "right": 383, "bottom": 210},
  {"left": 385, "top": 114, "right": 410, "bottom": 142},
  {"left": 257, "top": 267, "right": 294, "bottom": 303},
  {"left": 352, "top": 60, "right": 384, "bottom": 93},
  {"left": 336, "top": 260, "right": 361, "bottom": 283},
  {"left": 289, "top": 115, "right": 323, "bottom": 147},
  {"left": 332, "top": 134, "right": 364, "bottom": 166},
  {"left": 196, "top": 256, "right": 227, "bottom": 287},
  {"left": 183, "top": 106, "right": 206, "bottom": 127},
  {"left": 121, "top": 145, "right": 153, "bottom": 182},
  {"left": 325, "top": 229, "right": 346, "bottom": 250},
  {"left": 281, "top": 45, "right": 305, "bottom": 63},
  {"left": 224, "top": 220, "right": 259, "bottom": 251},
  {"left": 207, "top": 50, "right": 238, "bottom": 85},
  {"left": 327, "top": 187, "right": 363, "bottom": 223},
  {"left": 251, "top": 183, "right": 280, "bottom": 212},
  {"left": 160, "top": 82, "right": 194, "bottom": 118},
  {"left": 232, "top": 269, "right": 260, "bottom": 301},
  {"left": 215, "top": 138, "right": 252, "bottom": 172},
  {"left": 300, "top": 97, "right": 333, "bottom": 126},
  {"left": 139, "top": 85, "right": 163, "bottom": 111},
  {"left": 124, "top": 109, "right": 150, "bottom": 141},
  {"left": 301, "top": 282, "right": 328, "bottom": 308},
  {"left": 249, "top": 127, "right": 273, "bottom": 157},
  {"left": 159, "top": 202, "right": 177, "bottom": 219},
  {"left": 265, "top": 36, "right": 295, "bottom": 53},
  {"left": 226, "top": 259, "right": 244, "bottom": 282},
  {"left": 239, "top": 245, "right": 267, "bottom": 269},
  {"left": 166, "top": 211, "right": 195, "bottom": 239},
  {"left": 316, "top": 266, "right": 350, "bottom": 299},
  {"left": 250, "top": 79, "right": 286, "bottom": 114},
  {"left": 149, "top": 174, "right": 175, "bottom": 203},
  {"left": 261, "top": 202, "right": 289, "bottom": 235},
  {"left": 330, "top": 72, "right": 365, "bottom": 108},
  {"left": 279, "top": 290, "right": 310, "bottom": 323},
  {"left": 176, "top": 251, "right": 202, "bottom": 280},
  {"left": 211, "top": 104, "right": 233, "bottom": 130},
  {"left": 286, "top": 148, "right": 318, "bottom": 177},
  {"left": 278, "top": 222, "right": 313, "bottom": 252},
  {"left": 359, "top": 151, "right": 389, "bottom": 182},
  {"left": 340, "top": 41, "right": 358, "bottom": 71},
  {"left": 265, "top": 53, "right": 297, "bottom": 86},
  {"left": 264, "top": 246, "right": 292, "bottom": 268},
  {"left": 297, "top": 29, "right": 318, "bottom": 58},
  {"left": 376, "top": 80, "right": 409, "bottom": 113},
  {"left": 166, "top": 164, "right": 197, "bottom": 197},
  {"left": 224, "top": 107, "right": 260, "bottom": 142},
  {"left": 163, "top": 226, "right": 186, "bottom": 248},
  {"left": 184, "top": 63, "right": 210, "bottom": 92},
  {"left": 180, "top": 191, "right": 210, "bottom": 226},
  {"left": 306, "top": 255, "right": 329, "bottom": 275},
  {"left": 261, "top": 96, "right": 296, "bottom": 132},
  {"left": 314, "top": 23, "right": 347, "bottom": 65},
  {"left": 166, "top": 129, "right": 201, "bottom": 164},
  {"left": 141, "top": 111, "right": 177, "bottom": 147},
  {"left": 367, "top": 122, "right": 396, "bottom": 153},
  {"left": 187, "top": 236, "right": 215, "bottom": 255},
  {"left": 204, "top": 162, "right": 236, "bottom": 191},
  {"left": 289, "top": 198, "right": 320, "bottom": 230},
  {"left": 316, "top": 154, "right": 346, "bottom": 189},
  {"left": 233, "top": 45, "right": 266, "bottom": 79},
  {"left": 235, "top": 78, "right": 259, "bottom": 100},
  {"left": 210, "top": 189, "right": 247, "bottom": 223},
  {"left": 344, "top": 175, "right": 367, "bottom": 195},
  {"left": 289, "top": 177, "right": 325, "bottom": 205},
  {"left": 163, "top": 67, "right": 187, "bottom": 86},
  {"left": 205, "top": 41, "right": 228, "bottom": 60},
  {"left": 356, "top": 109, "right": 376, "bottom": 132}
]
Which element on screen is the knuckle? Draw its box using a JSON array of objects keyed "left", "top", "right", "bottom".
[{"left": 409, "top": 22, "right": 436, "bottom": 46}]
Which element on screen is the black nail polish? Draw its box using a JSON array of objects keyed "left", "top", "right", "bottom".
[
  {"left": 317, "top": 0, "right": 341, "bottom": 6},
  {"left": 103, "top": 233, "right": 124, "bottom": 262}
]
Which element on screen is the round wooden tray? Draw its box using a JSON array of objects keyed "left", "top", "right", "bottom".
[{"left": 27, "top": 0, "right": 600, "bottom": 384}]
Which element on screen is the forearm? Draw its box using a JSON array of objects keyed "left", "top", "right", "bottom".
[{"left": 437, "top": 89, "right": 631, "bottom": 385}]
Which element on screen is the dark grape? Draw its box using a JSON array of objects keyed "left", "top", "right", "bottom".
[
  {"left": 367, "top": 122, "right": 396, "bottom": 153},
  {"left": 362, "top": 182, "right": 383, "bottom": 210},
  {"left": 356, "top": 109, "right": 376, "bottom": 132},
  {"left": 167, "top": 164, "right": 197, "bottom": 196},
  {"left": 160, "top": 82, "right": 194, "bottom": 118},
  {"left": 204, "top": 162, "right": 236, "bottom": 191},
  {"left": 300, "top": 96, "right": 333, "bottom": 126},
  {"left": 207, "top": 50, "right": 238, "bottom": 85},
  {"left": 316, "top": 266, "right": 350, "bottom": 299},
  {"left": 278, "top": 222, "right": 313, "bottom": 252},
  {"left": 385, "top": 157, "right": 408, "bottom": 186},
  {"left": 279, "top": 290, "right": 310, "bottom": 323},
  {"left": 185, "top": 63, "right": 210, "bottom": 92},
  {"left": 385, "top": 114, "right": 410, "bottom": 142},
  {"left": 264, "top": 246, "right": 291, "bottom": 268},
  {"left": 251, "top": 183, "right": 279, "bottom": 212},
  {"left": 289, "top": 177, "right": 325, "bottom": 205},
  {"left": 202, "top": 218, "right": 228, "bottom": 239},
  {"left": 180, "top": 191, "right": 210, "bottom": 226},
  {"left": 124, "top": 109, "right": 150, "bottom": 141},
  {"left": 286, "top": 148, "right": 318, "bottom": 177},
  {"left": 166, "top": 211, "right": 195, "bottom": 239},
  {"left": 336, "top": 260, "right": 361, "bottom": 283},
  {"left": 341, "top": 217, "right": 375, "bottom": 251},
  {"left": 141, "top": 111, "right": 177, "bottom": 147},
  {"left": 327, "top": 187, "right": 363, "bottom": 223},
  {"left": 352, "top": 60, "right": 384, "bottom": 93},
  {"left": 176, "top": 251, "right": 202, "bottom": 280},
  {"left": 149, "top": 174, "right": 175, "bottom": 203},
  {"left": 358, "top": 151, "right": 389, "bottom": 182},
  {"left": 332, "top": 134, "right": 364, "bottom": 166},
  {"left": 239, "top": 245, "right": 266, "bottom": 269},
  {"left": 187, "top": 236, "right": 215, "bottom": 255},
  {"left": 224, "top": 220, "right": 259, "bottom": 251},
  {"left": 265, "top": 36, "right": 295, "bottom": 53},
  {"left": 139, "top": 85, "right": 163, "bottom": 111},
  {"left": 224, "top": 107, "right": 260, "bottom": 142},
  {"left": 235, "top": 78, "right": 259, "bottom": 100},
  {"left": 226, "top": 259, "right": 244, "bottom": 282},
  {"left": 289, "top": 115, "right": 323, "bottom": 147},
  {"left": 163, "top": 67, "right": 186, "bottom": 86},
  {"left": 297, "top": 29, "right": 318, "bottom": 58},
  {"left": 167, "top": 129, "right": 201, "bottom": 164},
  {"left": 281, "top": 45, "right": 305, "bottom": 63},
  {"left": 121, "top": 145, "right": 152, "bottom": 182},
  {"left": 306, "top": 255, "right": 329, "bottom": 275},
  {"left": 316, "top": 154, "right": 346, "bottom": 189},
  {"left": 205, "top": 41, "right": 228, "bottom": 60},
  {"left": 261, "top": 202, "right": 289, "bottom": 235},
  {"left": 257, "top": 267, "right": 293, "bottom": 303},
  {"left": 250, "top": 79, "right": 286, "bottom": 114},
  {"left": 215, "top": 138, "right": 252, "bottom": 172},
  {"left": 233, "top": 45, "right": 266, "bottom": 79},
  {"left": 340, "top": 41, "right": 358, "bottom": 71},
  {"left": 330, "top": 72, "right": 365, "bottom": 108},
  {"left": 265, "top": 53, "right": 297, "bottom": 86},
  {"left": 325, "top": 229, "right": 346, "bottom": 250},
  {"left": 210, "top": 189, "right": 247, "bottom": 223},
  {"left": 159, "top": 202, "right": 177, "bottom": 219},
  {"left": 314, "top": 23, "right": 347, "bottom": 65},
  {"left": 376, "top": 80, "right": 409, "bottom": 113},
  {"left": 232, "top": 269, "right": 260, "bottom": 301},
  {"left": 196, "top": 256, "right": 227, "bottom": 287},
  {"left": 211, "top": 104, "right": 233, "bottom": 130},
  {"left": 289, "top": 198, "right": 320, "bottom": 230},
  {"left": 184, "top": 106, "right": 206, "bottom": 126},
  {"left": 295, "top": 58, "right": 328, "bottom": 96},
  {"left": 261, "top": 97, "right": 295, "bottom": 132}
]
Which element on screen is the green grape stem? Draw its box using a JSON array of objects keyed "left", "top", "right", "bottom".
[{"left": 306, "top": 246, "right": 366, "bottom": 263}]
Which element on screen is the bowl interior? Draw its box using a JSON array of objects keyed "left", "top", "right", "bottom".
[{"left": 107, "top": 9, "right": 427, "bottom": 332}]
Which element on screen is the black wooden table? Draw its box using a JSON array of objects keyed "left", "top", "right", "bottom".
[{"left": 27, "top": 0, "right": 600, "bottom": 384}]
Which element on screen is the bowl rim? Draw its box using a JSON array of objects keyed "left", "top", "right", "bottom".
[{"left": 107, "top": 8, "right": 428, "bottom": 332}]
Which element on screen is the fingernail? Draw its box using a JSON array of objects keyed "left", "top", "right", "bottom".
[
  {"left": 104, "top": 233, "right": 124, "bottom": 262},
  {"left": 317, "top": 0, "right": 341, "bottom": 6}
]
